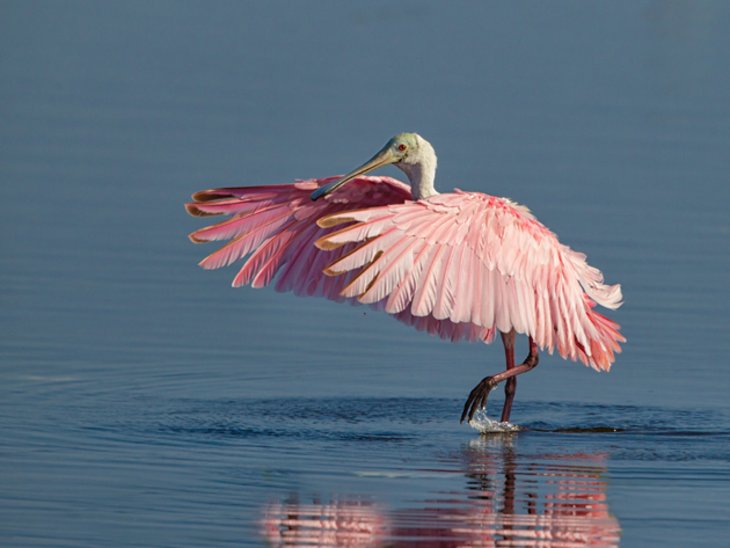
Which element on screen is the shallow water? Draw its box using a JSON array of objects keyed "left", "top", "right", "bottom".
[
  {"left": 2, "top": 1, "right": 730, "bottom": 546},
  {"left": 3, "top": 387, "right": 729, "bottom": 545}
]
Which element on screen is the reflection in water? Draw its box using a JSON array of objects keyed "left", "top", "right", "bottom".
[
  {"left": 262, "top": 436, "right": 620, "bottom": 546},
  {"left": 262, "top": 498, "right": 388, "bottom": 546},
  {"left": 451, "top": 436, "right": 620, "bottom": 546}
]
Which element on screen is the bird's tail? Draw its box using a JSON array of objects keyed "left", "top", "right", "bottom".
[
  {"left": 570, "top": 250, "right": 624, "bottom": 371},
  {"left": 571, "top": 253, "right": 623, "bottom": 311},
  {"left": 573, "top": 296, "right": 625, "bottom": 372}
]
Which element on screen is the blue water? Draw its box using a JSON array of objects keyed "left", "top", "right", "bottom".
[{"left": 2, "top": 1, "right": 730, "bottom": 546}]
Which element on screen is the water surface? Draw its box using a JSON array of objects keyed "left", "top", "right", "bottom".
[{"left": 2, "top": 1, "right": 730, "bottom": 546}]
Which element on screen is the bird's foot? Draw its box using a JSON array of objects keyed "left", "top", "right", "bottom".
[{"left": 460, "top": 376, "right": 498, "bottom": 423}]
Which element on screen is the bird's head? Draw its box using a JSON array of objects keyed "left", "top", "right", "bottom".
[{"left": 311, "top": 132, "right": 436, "bottom": 201}]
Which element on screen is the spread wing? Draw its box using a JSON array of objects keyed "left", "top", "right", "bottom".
[
  {"left": 186, "top": 176, "right": 494, "bottom": 342},
  {"left": 316, "top": 190, "right": 625, "bottom": 370},
  {"left": 186, "top": 176, "right": 410, "bottom": 296}
]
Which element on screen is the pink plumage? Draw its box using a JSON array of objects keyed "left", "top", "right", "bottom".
[
  {"left": 316, "top": 191, "right": 622, "bottom": 371},
  {"left": 186, "top": 176, "right": 494, "bottom": 342},
  {"left": 186, "top": 133, "right": 624, "bottom": 424}
]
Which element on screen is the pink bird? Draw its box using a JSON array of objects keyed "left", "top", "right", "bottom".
[{"left": 186, "top": 133, "right": 624, "bottom": 424}]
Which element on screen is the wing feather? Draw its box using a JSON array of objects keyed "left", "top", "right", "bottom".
[
  {"left": 411, "top": 243, "right": 446, "bottom": 317},
  {"left": 386, "top": 241, "right": 435, "bottom": 314},
  {"left": 315, "top": 190, "right": 624, "bottom": 370},
  {"left": 187, "top": 176, "right": 409, "bottom": 302},
  {"left": 189, "top": 180, "right": 624, "bottom": 369}
]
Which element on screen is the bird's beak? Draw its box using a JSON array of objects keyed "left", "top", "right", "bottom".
[{"left": 311, "top": 142, "right": 398, "bottom": 201}]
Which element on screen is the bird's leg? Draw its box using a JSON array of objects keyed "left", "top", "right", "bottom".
[
  {"left": 460, "top": 333, "right": 539, "bottom": 423},
  {"left": 500, "top": 335, "right": 539, "bottom": 422},
  {"left": 501, "top": 331, "right": 517, "bottom": 423}
]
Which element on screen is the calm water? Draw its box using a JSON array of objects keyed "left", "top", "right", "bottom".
[{"left": 2, "top": 1, "right": 730, "bottom": 546}]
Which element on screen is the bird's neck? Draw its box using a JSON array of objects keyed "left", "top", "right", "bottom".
[{"left": 399, "top": 153, "right": 439, "bottom": 201}]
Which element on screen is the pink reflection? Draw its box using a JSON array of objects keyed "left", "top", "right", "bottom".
[
  {"left": 262, "top": 499, "right": 388, "bottom": 546},
  {"left": 261, "top": 440, "right": 620, "bottom": 546}
]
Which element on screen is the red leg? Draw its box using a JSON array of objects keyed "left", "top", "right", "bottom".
[
  {"left": 500, "top": 331, "right": 517, "bottom": 422},
  {"left": 460, "top": 333, "right": 539, "bottom": 423}
]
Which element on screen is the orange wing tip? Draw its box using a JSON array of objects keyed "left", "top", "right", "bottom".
[
  {"left": 355, "top": 273, "right": 380, "bottom": 302},
  {"left": 188, "top": 232, "right": 208, "bottom": 243},
  {"left": 185, "top": 203, "right": 205, "bottom": 216},
  {"left": 323, "top": 267, "right": 344, "bottom": 277},
  {"left": 338, "top": 252, "right": 382, "bottom": 299},
  {"left": 314, "top": 236, "right": 345, "bottom": 251},
  {"left": 185, "top": 202, "right": 225, "bottom": 217},
  {"left": 191, "top": 189, "right": 232, "bottom": 202},
  {"left": 317, "top": 214, "right": 354, "bottom": 228}
]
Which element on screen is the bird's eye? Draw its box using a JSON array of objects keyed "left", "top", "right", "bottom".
[{"left": 397, "top": 144, "right": 407, "bottom": 152}]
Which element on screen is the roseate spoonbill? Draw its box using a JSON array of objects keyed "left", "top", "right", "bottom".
[{"left": 186, "top": 133, "right": 624, "bottom": 424}]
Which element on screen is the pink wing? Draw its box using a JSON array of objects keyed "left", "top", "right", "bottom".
[
  {"left": 186, "top": 176, "right": 495, "bottom": 342},
  {"left": 316, "top": 190, "right": 624, "bottom": 371}
]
